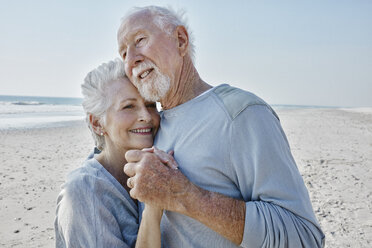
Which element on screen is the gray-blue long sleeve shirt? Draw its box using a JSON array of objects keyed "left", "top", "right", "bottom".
[{"left": 154, "top": 84, "right": 325, "bottom": 247}]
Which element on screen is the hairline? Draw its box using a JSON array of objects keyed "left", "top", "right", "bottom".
[{"left": 118, "top": 6, "right": 195, "bottom": 62}]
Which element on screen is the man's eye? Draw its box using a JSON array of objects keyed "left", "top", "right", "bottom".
[
  {"left": 136, "top": 37, "right": 145, "bottom": 46},
  {"left": 146, "top": 103, "right": 157, "bottom": 108},
  {"left": 122, "top": 52, "right": 126, "bottom": 60}
]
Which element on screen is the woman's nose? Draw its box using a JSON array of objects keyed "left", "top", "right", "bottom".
[{"left": 138, "top": 107, "right": 152, "bottom": 123}]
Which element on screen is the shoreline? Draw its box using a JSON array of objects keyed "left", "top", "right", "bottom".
[{"left": 0, "top": 108, "right": 371, "bottom": 247}]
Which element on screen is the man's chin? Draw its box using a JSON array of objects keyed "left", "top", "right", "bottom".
[
  {"left": 140, "top": 90, "right": 160, "bottom": 102},
  {"left": 138, "top": 84, "right": 167, "bottom": 102},
  {"left": 133, "top": 72, "right": 170, "bottom": 102}
]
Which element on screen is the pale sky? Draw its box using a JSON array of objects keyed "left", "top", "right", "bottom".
[{"left": 0, "top": 0, "right": 371, "bottom": 107}]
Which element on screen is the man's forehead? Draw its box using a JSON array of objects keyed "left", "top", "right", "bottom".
[
  {"left": 121, "top": 11, "right": 154, "bottom": 34},
  {"left": 118, "top": 11, "right": 157, "bottom": 44}
]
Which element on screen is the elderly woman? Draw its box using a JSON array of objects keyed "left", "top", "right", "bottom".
[{"left": 54, "top": 59, "right": 167, "bottom": 247}]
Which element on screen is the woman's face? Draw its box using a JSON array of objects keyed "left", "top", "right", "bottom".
[{"left": 102, "top": 77, "right": 160, "bottom": 152}]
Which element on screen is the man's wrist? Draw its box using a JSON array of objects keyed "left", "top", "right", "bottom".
[{"left": 173, "top": 181, "right": 208, "bottom": 216}]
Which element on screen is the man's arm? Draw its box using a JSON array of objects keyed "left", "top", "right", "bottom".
[
  {"left": 229, "top": 105, "right": 325, "bottom": 247},
  {"left": 124, "top": 105, "right": 325, "bottom": 247},
  {"left": 178, "top": 183, "right": 246, "bottom": 244},
  {"left": 125, "top": 150, "right": 245, "bottom": 245}
]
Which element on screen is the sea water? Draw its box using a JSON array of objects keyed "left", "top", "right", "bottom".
[
  {"left": 0, "top": 95, "right": 85, "bottom": 130},
  {"left": 0, "top": 95, "right": 334, "bottom": 130}
]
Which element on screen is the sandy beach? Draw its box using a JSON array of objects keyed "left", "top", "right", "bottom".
[{"left": 1, "top": 108, "right": 371, "bottom": 247}]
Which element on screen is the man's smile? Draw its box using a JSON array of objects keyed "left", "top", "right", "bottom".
[{"left": 139, "top": 68, "right": 154, "bottom": 79}]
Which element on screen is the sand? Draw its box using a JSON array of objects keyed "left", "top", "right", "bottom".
[{"left": 1, "top": 108, "right": 371, "bottom": 247}]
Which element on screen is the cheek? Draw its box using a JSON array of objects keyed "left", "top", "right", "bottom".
[
  {"left": 149, "top": 40, "right": 176, "bottom": 65},
  {"left": 124, "top": 64, "right": 133, "bottom": 79},
  {"left": 117, "top": 113, "right": 135, "bottom": 130},
  {"left": 152, "top": 113, "right": 160, "bottom": 128}
]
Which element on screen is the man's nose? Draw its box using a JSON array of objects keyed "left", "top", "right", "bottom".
[{"left": 125, "top": 47, "right": 143, "bottom": 77}]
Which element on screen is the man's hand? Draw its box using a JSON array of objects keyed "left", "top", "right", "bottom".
[
  {"left": 141, "top": 147, "right": 178, "bottom": 170},
  {"left": 124, "top": 148, "right": 192, "bottom": 211},
  {"left": 124, "top": 147, "right": 245, "bottom": 245}
]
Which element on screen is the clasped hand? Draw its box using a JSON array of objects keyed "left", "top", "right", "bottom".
[{"left": 124, "top": 147, "right": 191, "bottom": 212}]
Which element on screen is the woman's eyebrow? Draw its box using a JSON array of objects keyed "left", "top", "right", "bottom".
[{"left": 120, "top": 98, "right": 137, "bottom": 103}]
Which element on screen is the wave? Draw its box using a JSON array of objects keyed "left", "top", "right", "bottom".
[
  {"left": 0, "top": 101, "right": 44, "bottom": 106},
  {"left": 0, "top": 95, "right": 83, "bottom": 106},
  {"left": 0, "top": 103, "right": 84, "bottom": 115},
  {"left": 11, "top": 101, "right": 45, "bottom": 106}
]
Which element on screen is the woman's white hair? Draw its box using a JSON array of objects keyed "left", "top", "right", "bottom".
[
  {"left": 81, "top": 58, "right": 126, "bottom": 150},
  {"left": 119, "top": 5, "right": 195, "bottom": 63}
]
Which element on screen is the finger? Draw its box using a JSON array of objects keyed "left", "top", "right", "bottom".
[
  {"left": 125, "top": 149, "right": 145, "bottom": 163},
  {"left": 153, "top": 147, "right": 178, "bottom": 170},
  {"left": 123, "top": 162, "right": 136, "bottom": 177},
  {"left": 167, "top": 150, "right": 174, "bottom": 156},
  {"left": 129, "top": 187, "right": 138, "bottom": 200},
  {"left": 142, "top": 147, "right": 155, "bottom": 153},
  {"left": 127, "top": 176, "right": 139, "bottom": 200},
  {"left": 127, "top": 177, "right": 134, "bottom": 189}
]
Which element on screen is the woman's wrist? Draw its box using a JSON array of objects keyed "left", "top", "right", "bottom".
[{"left": 143, "top": 205, "right": 163, "bottom": 223}]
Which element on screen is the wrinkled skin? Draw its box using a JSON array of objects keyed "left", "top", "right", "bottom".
[{"left": 124, "top": 148, "right": 192, "bottom": 211}]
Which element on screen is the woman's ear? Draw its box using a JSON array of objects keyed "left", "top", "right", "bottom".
[
  {"left": 175, "top": 25, "right": 189, "bottom": 57},
  {"left": 89, "top": 114, "right": 104, "bottom": 136}
]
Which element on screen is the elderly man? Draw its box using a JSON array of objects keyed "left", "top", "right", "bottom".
[{"left": 117, "top": 6, "right": 325, "bottom": 248}]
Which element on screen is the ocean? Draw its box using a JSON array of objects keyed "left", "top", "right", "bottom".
[
  {"left": 0, "top": 94, "right": 334, "bottom": 131},
  {"left": 0, "top": 95, "right": 85, "bottom": 130}
]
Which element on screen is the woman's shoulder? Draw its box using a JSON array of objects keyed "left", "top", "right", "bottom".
[{"left": 62, "top": 157, "right": 107, "bottom": 195}]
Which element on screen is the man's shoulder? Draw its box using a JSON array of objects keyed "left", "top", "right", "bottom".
[{"left": 212, "top": 84, "right": 279, "bottom": 120}]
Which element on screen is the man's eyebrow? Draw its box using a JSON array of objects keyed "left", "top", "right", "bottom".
[
  {"left": 118, "top": 30, "right": 143, "bottom": 54},
  {"left": 133, "top": 30, "right": 144, "bottom": 37}
]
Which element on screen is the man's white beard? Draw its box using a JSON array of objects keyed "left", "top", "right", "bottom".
[{"left": 132, "top": 61, "right": 171, "bottom": 102}]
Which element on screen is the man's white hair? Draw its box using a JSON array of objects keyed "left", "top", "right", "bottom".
[
  {"left": 81, "top": 58, "right": 126, "bottom": 150},
  {"left": 119, "top": 5, "right": 195, "bottom": 63}
]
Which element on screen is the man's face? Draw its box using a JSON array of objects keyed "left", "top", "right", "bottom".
[{"left": 117, "top": 12, "right": 183, "bottom": 102}]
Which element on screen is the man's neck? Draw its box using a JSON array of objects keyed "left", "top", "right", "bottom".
[{"left": 160, "top": 56, "right": 212, "bottom": 110}]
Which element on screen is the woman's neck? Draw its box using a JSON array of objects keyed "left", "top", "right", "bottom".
[{"left": 96, "top": 146, "right": 129, "bottom": 190}]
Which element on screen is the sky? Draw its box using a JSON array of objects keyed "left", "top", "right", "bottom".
[{"left": 0, "top": 0, "right": 371, "bottom": 107}]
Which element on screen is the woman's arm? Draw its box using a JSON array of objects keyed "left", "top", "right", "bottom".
[
  {"left": 135, "top": 204, "right": 163, "bottom": 248},
  {"left": 133, "top": 147, "right": 176, "bottom": 247}
]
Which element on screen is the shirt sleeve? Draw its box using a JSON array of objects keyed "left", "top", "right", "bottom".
[
  {"left": 54, "top": 175, "right": 132, "bottom": 248},
  {"left": 229, "top": 105, "right": 325, "bottom": 248}
]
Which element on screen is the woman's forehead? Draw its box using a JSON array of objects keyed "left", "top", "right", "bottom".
[{"left": 107, "top": 79, "right": 140, "bottom": 102}]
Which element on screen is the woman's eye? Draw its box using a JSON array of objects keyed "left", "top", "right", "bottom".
[{"left": 123, "top": 104, "right": 134, "bottom": 109}]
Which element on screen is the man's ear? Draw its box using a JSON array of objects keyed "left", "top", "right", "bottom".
[
  {"left": 175, "top": 25, "right": 189, "bottom": 57},
  {"left": 89, "top": 114, "right": 104, "bottom": 135}
]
